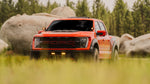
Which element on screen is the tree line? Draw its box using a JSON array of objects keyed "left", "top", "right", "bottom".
[{"left": 0, "top": 0, "right": 150, "bottom": 37}]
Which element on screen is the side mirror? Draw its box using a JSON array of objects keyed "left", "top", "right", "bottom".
[
  {"left": 96, "top": 30, "right": 106, "bottom": 36},
  {"left": 38, "top": 27, "right": 46, "bottom": 34},
  {"left": 42, "top": 27, "right": 46, "bottom": 31},
  {"left": 38, "top": 30, "right": 44, "bottom": 34}
]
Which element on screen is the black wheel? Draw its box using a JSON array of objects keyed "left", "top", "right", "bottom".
[
  {"left": 93, "top": 48, "right": 99, "bottom": 62},
  {"left": 111, "top": 49, "right": 119, "bottom": 61},
  {"left": 30, "top": 51, "right": 40, "bottom": 60}
]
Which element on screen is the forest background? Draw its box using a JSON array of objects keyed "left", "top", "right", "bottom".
[{"left": 0, "top": 0, "right": 150, "bottom": 37}]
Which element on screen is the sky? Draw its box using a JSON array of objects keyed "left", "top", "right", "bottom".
[{"left": 11, "top": 0, "right": 137, "bottom": 12}]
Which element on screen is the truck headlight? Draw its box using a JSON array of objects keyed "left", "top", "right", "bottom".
[
  {"left": 34, "top": 37, "right": 40, "bottom": 48},
  {"left": 80, "top": 37, "right": 88, "bottom": 48}
]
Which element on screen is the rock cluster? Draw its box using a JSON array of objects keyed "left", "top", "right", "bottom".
[{"left": 119, "top": 34, "right": 150, "bottom": 56}]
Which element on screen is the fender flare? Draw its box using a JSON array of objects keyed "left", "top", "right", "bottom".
[
  {"left": 90, "top": 39, "right": 99, "bottom": 50},
  {"left": 112, "top": 41, "right": 119, "bottom": 52}
]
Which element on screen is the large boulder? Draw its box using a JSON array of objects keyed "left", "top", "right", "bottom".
[
  {"left": 126, "top": 34, "right": 150, "bottom": 56},
  {"left": 119, "top": 34, "right": 134, "bottom": 54},
  {"left": 50, "top": 6, "right": 76, "bottom": 17},
  {"left": 0, "top": 39, "right": 8, "bottom": 53},
  {"left": 0, "top": 6, "right": 76, "bottom": 55},
  {"left": 0, "top": 13, "right": 58, "bottom": 54},
  {"left": 118, "top": 33, "right": 150, "bottom": 56}
]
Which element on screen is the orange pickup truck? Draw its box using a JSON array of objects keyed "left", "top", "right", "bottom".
[{"left": 31, "top": 17, "right": 119, "bottom": 61}]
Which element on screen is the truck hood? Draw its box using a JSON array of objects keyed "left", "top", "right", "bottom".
[{"left": 34, "top": 31, "right": 94, "bottom": 37}]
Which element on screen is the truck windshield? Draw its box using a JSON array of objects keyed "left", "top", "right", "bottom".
[{"left": 47, "top": 20, "right": 93, "bottom": 31}]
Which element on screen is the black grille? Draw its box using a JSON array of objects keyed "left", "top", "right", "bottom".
[{"left": 38, "top": 37, "right": 81, "bottom": 48}]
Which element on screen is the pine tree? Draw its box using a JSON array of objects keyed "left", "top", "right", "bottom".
[
  {"left": 108, "top": 13, "right": 116, "bottom": 35},
  {"left": 92, "top": 0, "right": 106, "bottom": 19},
  {"left": 113, "top": 0, "right": 127, "bottom": 36},
  {"left": 92, "top": 0, "right": 110, "bottom": 31},
  {"left": 144, "top": 0, "right": 150, "bottom": 33},
  {"left": 15, "top": 0, "right": 30, "bottom": 14},
  {"left": 46, "top": 0, "right": 52, "bottom": 13},
  {"left": 124, "top": 10, "right": 134, "bottom": 35},
  {"left": 8, "top": 0, "right": 16, "bottom": 16},
  {"left": 51, "top": 2, "right": 59, "bottom": 10},
  {"left": 76, "top": 0, "right": 82, "bottom": 16},
  {"left": 76, "top": 0, "right": 91, "bottom": 17},
  {"left": 0, "top": 1, "right": 2, "bottom": 27},
  {"left": 0, "top": 0, "right": 16, "bottom": 27},
  {"left": 28, "top": 0, "right": 40, "bottom": 14},
  {"left": 66, "top": 0, "right": 75, "bottom": 10},
  {"left": 132, "top": 0, "right": 148, "bottom": 36},
  {"left": 46, "top": 1, "right": 59, "bottom": 13},
  {"left": 1, "top": 0, "right": 11, "bottom": 23},
  {"left": 39, "top": 2, "right": 46, "bottom": 13},
  {"left": 15, "top": 0, "right": 24, "bottom": 14}
]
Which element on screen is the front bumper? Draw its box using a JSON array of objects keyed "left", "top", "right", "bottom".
[{"left": 31, "top": 49, "right": 93, "bottom": 56}]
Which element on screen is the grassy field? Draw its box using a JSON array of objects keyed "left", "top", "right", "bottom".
[{"left": 0, "top": 54, "right": 150, "bottom": 84}]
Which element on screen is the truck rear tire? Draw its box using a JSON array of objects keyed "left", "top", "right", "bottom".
[{"left": 111, "top": 49, "right": 119, "bottom": 61}]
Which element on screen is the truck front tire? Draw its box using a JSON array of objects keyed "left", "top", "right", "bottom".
[
  {"left": 93, "top": 48, "right": 99, "bottom": 62},
  {"left": 30, "top": 51, "right": 40, "bottom": 60}
]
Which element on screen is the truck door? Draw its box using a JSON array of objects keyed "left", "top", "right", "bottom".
[
  {"left": 94, "top": 21, "right": 104, "bottom": 58},
  {"left": 98, "top": 21, "right": 112, "bottom": 58}
]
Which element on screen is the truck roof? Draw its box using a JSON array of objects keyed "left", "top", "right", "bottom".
[{"left": 54, "top": 17, "right": 102, "bottom": 22}]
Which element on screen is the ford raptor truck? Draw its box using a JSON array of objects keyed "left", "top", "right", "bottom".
[{"left": 30, "top": 17, "right": 119, "bottom": 61}]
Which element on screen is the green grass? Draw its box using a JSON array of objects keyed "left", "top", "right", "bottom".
[{"left": 0, "top": 54, "right": 150, "bottom": 84}]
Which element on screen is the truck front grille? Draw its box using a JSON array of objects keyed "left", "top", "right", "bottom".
[{"left": 37, "top": 37, "right": 81, "bottom": 48}]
